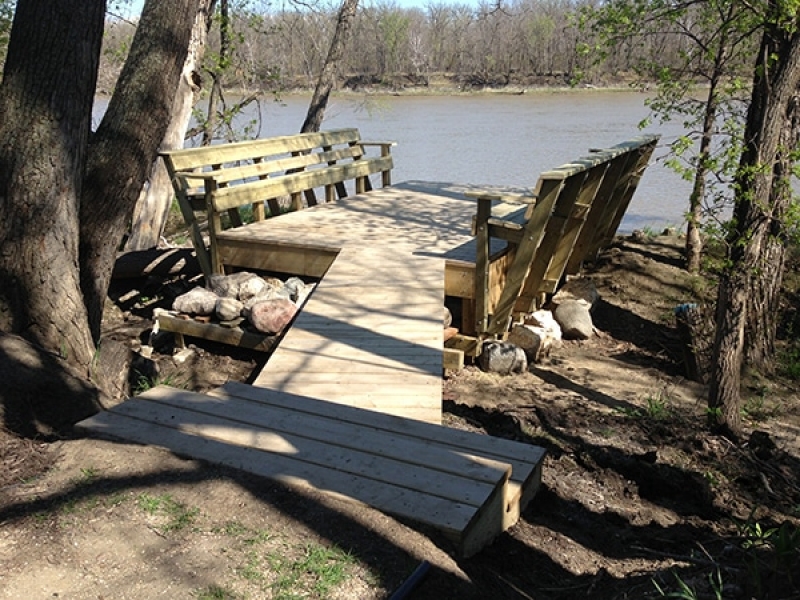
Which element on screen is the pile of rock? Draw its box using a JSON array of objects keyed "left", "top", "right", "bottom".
[
  {"left": 478, "top": 277, "right": 600, "bottom": 375},
  {"left": 171, "top": 271, "right": 313, "bottom": 335}
]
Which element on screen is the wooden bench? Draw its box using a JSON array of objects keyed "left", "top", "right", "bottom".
[
  {"left": 468, "top": 135, "right": 659, "bottom": 336},
  {"left": 160, "top": 128, "right": 395, "bottom": 278}
]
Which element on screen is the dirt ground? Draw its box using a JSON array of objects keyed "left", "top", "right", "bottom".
[{"left": 2, "top": 234, "right": 799, "bottom": 599}]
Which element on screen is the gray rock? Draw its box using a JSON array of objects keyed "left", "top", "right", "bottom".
[
  {"left": 238, "top": 276, "right": 269, "bottom": 302},
  {"left": 216, "top": 297, "right": 244, "bottom": 321},
  {"left": 283, "top": 277, "right": 307, "bottom": 302},
  {"left": 508, "top": 322, "right": 560, "bottom": 363},
  {"left": 208, "top": 271, "right": 263, "bottom": 299},
  {"left": 477, "top": 340, "right": 527, "bottom": 375},
  {"left": 554, "top": 299, "right": 594, "bottom": 340},
  {"left": 242, "top": 286, "right": 292, "bottom": 316},
  {"left": 552, "top": 278, "right": 599, "bottom": 309},
  {"left": 248, "top": 298, "right": 298, "bottom": 334},
  {"left": 173, "top": 287, "right": 218, "bottom": 315}
]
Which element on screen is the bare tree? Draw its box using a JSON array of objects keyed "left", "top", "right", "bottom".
[
  {"left": 301, "top": 0, "right": 360, "bottom": 133},
  {"left": 126, "top": 0, "right": 216, "bottom": 251}
]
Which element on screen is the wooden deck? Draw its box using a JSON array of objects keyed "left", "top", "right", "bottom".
[{"left": 217, "top": 181, "right": 521, "bottom": 424}]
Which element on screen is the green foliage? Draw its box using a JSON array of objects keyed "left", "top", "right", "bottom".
[
  {"left": 653, "top": 568, "right": 723, "bottom": 600},
  {"left": 136, "top": 492, "right": 199, "bottom": 533},
  {"left": 268, "top": 544, "right": 355, "bottom": 599}
]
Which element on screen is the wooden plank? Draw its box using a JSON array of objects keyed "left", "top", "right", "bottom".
[
  {"left": 160, "top": 129, "right": 361, "bottom": 170},
  {"left": 216, "top": 382, "right": 546, "bottom": 495},
  {"left": 110, "top": 391, "right": 508, "bottom": 506},
  {"left": 76, "top": 409, "right": 499, "bottom": 542},
  {"left": 486, "top": 178, "right": 562, "bottom": 335},
  {"left": 211, "top": 157, "right": 393, "bottom": 212},
  {"left": 155, "top": 313, "right": 273, "bottom": 352}
]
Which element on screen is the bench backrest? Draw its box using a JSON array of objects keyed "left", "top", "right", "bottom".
[
  {"left": 160, "top": 128, "right": 394, "bottom": 276},
  {"left": 478, "top": 134, "right": 659, "bottom": 335}
]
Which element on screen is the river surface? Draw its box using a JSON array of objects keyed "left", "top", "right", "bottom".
[{"left": 95, "top": 91, "right": 693, "bottom": 232}]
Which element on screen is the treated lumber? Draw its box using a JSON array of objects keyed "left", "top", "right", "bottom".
[
  {"left": 112, "top": 248, "right": 200, "bottom": 279},
  {"left": 76, "top": 382, "right": 548, "bottom": 556}
]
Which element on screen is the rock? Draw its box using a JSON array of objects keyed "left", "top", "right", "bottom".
[
  {"left": 283, "top": 277, "right": 307, "bottom": 302},
  {"left": 208, "top": 271, "right": 265, "bottom": 300},
  {"left": 173, "top": 287, "right": 218, "bottom": 315},
  {"left": 242, "top": 286, "right": 292, "bottom": 316},
  {"left": 552, "top": 278, "right": 599, "bottom": 309},
  {"left": 216, "top": 297, "right": 244, "bottom": 321},
  {"left": 238, "top": 276, "right": 269, "bottom": 301},
  {"left": 508, "top": 321, "right": 560, "bottom": 363},
  {"left": 477, "top": 340, "right": 527, "bottom": 375},
  {"left": 553, "top": 299, "right": 594, "bottom": 340},
  {"left": 248, "top": 298, "right": 298, "bottom": 334},
  {"left": 524, "top": 309, "right": 561, "bottom": 334},
  {"left": 443, "top": 306, "right": 453, "bottom": 328}
]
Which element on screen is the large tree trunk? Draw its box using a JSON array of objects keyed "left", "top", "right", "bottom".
[
  {"left": 743, "top": 92, "right": 800, "bottom": 372},
  {"left": 80, "top": 0, "right": 198, "bottom": 343},
  {"left": 0, "top": 1, "right": 106, "bottom": 374},
  {"left": 125, "top": 1, "right": 214, "bottom": 251},
  {"left": 301, "top": 0, "right": 360, "bottom": 134},
  {"left": 709, "top": 18, "right": 800, "bottom": 439}
]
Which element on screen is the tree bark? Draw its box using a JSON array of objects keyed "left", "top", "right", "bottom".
[
  {"left": 301, "top": 0, "right": 360, "bottom": 133},
  {"left": 0, "top": 1, "right": 106, "bottom": 375},
  {"left": 709, "top": 17, "right": 800, "bottom": 439},
  {"left": 743, "top": 91, "right": 800, "bottom": 372},
  {"left": 80, "top": 0, "right": 199, "bottom": 343},
  {"left": 125, "top": 1, "right": 214, "bottom": 251}
]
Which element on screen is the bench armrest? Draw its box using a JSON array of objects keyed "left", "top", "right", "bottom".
[
  {"left": 464, "top": 190, "right": 537, "bottom": 204},
  {"left": 361, "top": 141, "right": 397, "bottom": 155}
]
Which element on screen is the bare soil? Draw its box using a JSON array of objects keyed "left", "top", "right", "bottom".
[{"left": 2, "top": 235, "right": 799, "bottom": 599}]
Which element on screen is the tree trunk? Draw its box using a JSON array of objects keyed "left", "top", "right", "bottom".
[
  {"left": 744, "top": 91, "right": 800, "bottom": 372},
  {"left": 203, "top": 0, "right": 228, "bottom": 145},
  {"left": 125, "top": 1, "right": 214, "bottom": 251},
  {"left": 80, "top": 0, "right": 199, "bottom": 343},
  {"left": 709, "top": 18, "right": 800, "bottom": 439},
  {"left": 685, "top": 12, "right": 729, "bottom": 274},
  {"left": 301, "top": 0, "right": 360, "bottom": 133},
  {"left": 0, "top": 1, "right": 105, "bottom": 376}
]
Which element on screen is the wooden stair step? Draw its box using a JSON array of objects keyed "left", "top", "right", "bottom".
[{"left": 76, "top": 383, "right": 546, "bottom": 557}]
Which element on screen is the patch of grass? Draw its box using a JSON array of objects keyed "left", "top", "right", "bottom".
[
  {"left": 195, "top": 585, "right": 239, "bottom": 599},
  {"left": 239, "top": 550, "right": 265, "bottom": 582},
  {"left": 268, "top": 544, "right": 355, "bottom": 599},
  {"left": 132, "top": 371, "right": 187, "bottom": 395},
  {"left": 615, "top": 390, "right": 672, "bottom": 420},
  {"left": 136, "top": 492, "right": 199, "bottom": 533}
]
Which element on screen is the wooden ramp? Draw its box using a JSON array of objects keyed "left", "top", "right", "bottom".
[{"left": 77, "top": 381, "right": 546, "bottom": 557}]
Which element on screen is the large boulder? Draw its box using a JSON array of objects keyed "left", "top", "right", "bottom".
[
  {"left": 248, "top": 298, "right": 298, "bottom": 334},
  {"left": 477, "top": 340, "right": 527, "bottom": 375},
  {"left": 553, "top": 299, "right": 594, "bottom": 340},
  {"left": 552, "top": 277, "right": 599, "bottom": 309}
]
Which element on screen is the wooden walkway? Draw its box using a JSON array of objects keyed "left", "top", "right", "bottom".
[
  {"left": 78, "top": 182, "right": 547, "bottom": 556},
  {"left": 217, "top": 181, "right": 518, "bottom": 424}
]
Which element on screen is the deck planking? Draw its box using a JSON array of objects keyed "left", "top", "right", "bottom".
[
  {"left": 222, "top": 182, "right": 525, "bottom": 424},
  {"left": 78, "top": 181, "right": 548, "bottom": 556},
  {"left": 77, "top": 382, "right": 546, "bottom": 556}
]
